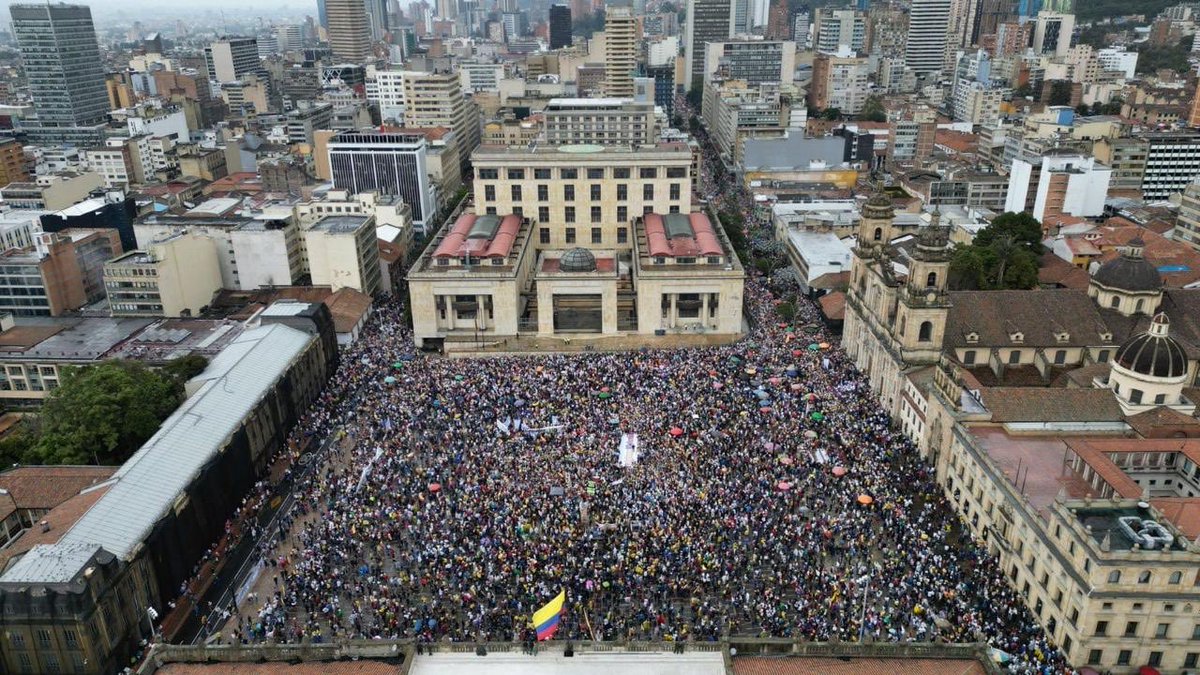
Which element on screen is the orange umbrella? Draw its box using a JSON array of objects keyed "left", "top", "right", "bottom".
[{"left": 857, "top": 494, "right": 873, "bottom": 505}]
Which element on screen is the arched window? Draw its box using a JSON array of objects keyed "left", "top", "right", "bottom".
[
  {"left": 1138, "top": 570, "right": 1152, "bottom": 584},
  {"left": 873, "top": 227, "right": 882, "bottom": 241},
  {"left": 1108, "top": 570, "right": 1121, "bottom": 583},
  {"left": 918, "top": 321, "right": 933, "bottom": 342},
  {"left": 1170, "top": 571, "right": 1183, "bottom": 584},
  {"left": 1110, "top": 296, "right": 1120, "bottom": 309},
  {"left": 926, "top": 272, "right": 938, "bottom": 288},
  {"left": 1136, "top": 299, "right": 1145, "bottom": 312}
]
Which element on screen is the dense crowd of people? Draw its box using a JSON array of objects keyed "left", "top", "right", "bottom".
[
  {"left": 193, "top": 100, "right": 1069, "bottom": 675},
  {"left": 202, "top": 281, "right": 1065, "bottom": 673}
]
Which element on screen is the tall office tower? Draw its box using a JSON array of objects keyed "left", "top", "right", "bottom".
[
  {"left": 366, "top": 0, "right": 390, "bottom": 41},
  {"left": 813, "top": 8, "right": 866, "bottom": 54},
  {"left": 327, "top": 0, "right": 374, "bottom": 63},
  {"left": 765, "top": 0, "right": 791, "bottom": 40},
  {"left": 401, "top": 70, "right": 480, "bottom": 169},
  {"left": 438, "top": 0, "right": 458, "bottom": 19},
  {"left": 277, "top": 25, "right": 305, "bottom": 51},
  {"left": 9, "top": 3, "right": 109, "bottom": 142},
  {"left": 327, "top": 131, "right": 437, "bottom": 232},
  {"left": 685, "top": 0, "right": 736, "bottom": 91},
  {"left": 602, "top": 4, "right": 639, "bottom": 98},
  {"left": 733, "top": 0, "right": 751, "bottom": 34},
  {"left": 1017, "top": 0, "right": 1042, "bottom": 19},
  {"left": 204, "top": 37, "right": 261, "bottom": 82},
  {"left": 793, "top": 11, "right": 810, "bottom": 48},
  {"left": 904, "top": 0, "right": 951, "bottom": 75},
  {"left": 1032, "top": 11, "right": 1074, "bottom": 57},
  {"left": 549, "top": 5, "right": 573, "bottom": 49},
  {"left": 318, "top": 0, "right": 329, "bottom": 28},
  {"left": 972, "top": 0, "right": 1017, "bottom": 46}
]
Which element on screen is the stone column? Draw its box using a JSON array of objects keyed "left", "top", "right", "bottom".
[
  {"left": 602, "top": 284, "right": 618, "bottom": 334},
  {"left": 538, "top": 284, "right": 555, "bottom": 335}
]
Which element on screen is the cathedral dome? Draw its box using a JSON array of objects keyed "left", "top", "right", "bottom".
[
  {"left": 1115, "top": 313, "right": 1189, "bottom": 379},
  {"left": 1092, "top": 237, "right": 1161, "bottom": 292}
]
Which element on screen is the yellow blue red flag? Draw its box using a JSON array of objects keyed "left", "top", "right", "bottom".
[{"left": 532, "top": 589, "right": 566, "bottom": 640}]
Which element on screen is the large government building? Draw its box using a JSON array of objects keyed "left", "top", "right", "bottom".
[
  {"left": 843, "top": 189, "right": 1200, "bottom": 673},
  {"left": 408, "top": 142, "right": 745, "bottom": 350}
]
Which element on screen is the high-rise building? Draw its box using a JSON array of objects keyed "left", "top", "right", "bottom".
[
  {"left": 602, "top": 4, "right": 639, "bottom": 98},
  {"left": 1032, "top": 11, "right": 1074, "bottom": 57},
  {"left": 204, "top": 37, "right": 261, "bottom": 82},
  {"left": 704, "top": 40, "right": 797, "bottom": 88},
  {"left": 813, "top": 8, "right": 866, "bottom": 54},
  {"left": 685, "top": 0, "right": 736, "bottom": 91},
  {"left": 366, "top": 0, "right": 390, "bottom": 41},
  {"left": 972, "top": 0, "right": 1017, "bottom": 46},
  {"left": 904, "top": 0, "right": 951, "bottom": 75},
  {"left": 549, "top": 4, "right": 573, "bottom": 49},
  {"left": 401, "top": 70, "right": 480, "bottom": 170},
  {"left": 765, "top": 0, "right": 791, "bottom": 40},
  {"left": 10, "top": 3, "right": 110, "bottom": 143},
  {"left": 793, "top": 11, "right": 810, "bottom": 48},
  {"left": 327, "top": 131, "right": 438, "bottom": 233},
  {"left": 326, "top": 0, "right": 374, "bottom": 63},
  {"left": 318, "top": 0, "right": 329, "bottom": 28},
  {"left": 733, "top": 0, "right": 752, "bottom": 34}
]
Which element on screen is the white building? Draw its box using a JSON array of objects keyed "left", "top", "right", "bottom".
[
  {"left": 304, "top": 214, "right": 383, "bottom": 295},
  {"left": 459, "top": 61, "right": 505, "bottom": 94},
  {"left": 122, "top": 107, "right": 190, "bottom": 141},
  {"left": 1005, "top": 152, "right": 1112, "bottom": 223},
  {"left": 1096, "top": 47, "right": 1138, "bottom": 79},
  {"left": 904, "top": 0, "right": 951, "bottom": 75},
  {"left": 366, "top": 68, "right": 406, "bottom": 121}
]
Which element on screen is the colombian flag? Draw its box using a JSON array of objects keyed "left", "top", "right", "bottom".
[{"left": 532, "top": 590, "right": 566, "bottom": 641}]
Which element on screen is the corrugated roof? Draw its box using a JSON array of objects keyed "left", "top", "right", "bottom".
[{"left": 1, "top": 324, "right": 313, "bottom": 584}]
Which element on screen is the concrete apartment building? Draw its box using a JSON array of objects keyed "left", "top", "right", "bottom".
[
  {"left": 601, "top": 3, "right": 639, "bottom": 99},
  {"left": 1005, "top": 151, "right": 1112, "bottom": 223},
  {"left": 204, "top": 37, "right": 260, "bottom": 83},
  {"left": 0, "top": 139, "right": 28, "bottom": 187},
  {"left": 0, "top": 232, "right": 89, "bottom": 317},
  {"left": 303, "top": 215, "right": 383, "bottom": 295},
  {"left": 542, "top": 98, "right": 657, "bottom": 146},
  {"left": 0, "top": 172, "right": 105, "bottom": 210},
  {"left": 704, "top": 40, "right": 797, "bottom": 89},
  {"left": 400, "top": 70, "right": 480, "bottom": 167},
  {"left": 104, "top": 232, "right": 222, "bottom": 318}
]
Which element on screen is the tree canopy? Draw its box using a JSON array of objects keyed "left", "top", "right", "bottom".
[
  {"left": 1, "top": 355, "right": 208, "bottom": 467},
  {"left": 949, "top": 212, "right": 1044, "bottom": 291},
  {"left": 858, "top": 96, "right": 887, "bottom": 123}
]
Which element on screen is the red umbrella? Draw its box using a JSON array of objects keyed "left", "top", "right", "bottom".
[
  {"left": 776, "top": 481, "right": 793, "bottom": 491},
  {"left": 832, "top": 466, "right": 847, "bottom": 477},
  {"left": 669, "top": 427, "right": 684, "bottom": 437},
  {"left": 792, "top": 349, "right": 803, "bottom": 357},
  {"left": 1139, "top": 667, "right": 1162, "bottom": 675},
  {"left": 429, "top": 483, "right": 442, "bottom": 493}
]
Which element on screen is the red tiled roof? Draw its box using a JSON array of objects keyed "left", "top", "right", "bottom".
[
  {"left": 733, "top": 656, "right": 988, "bottom": 675},
  {"left": 325, "top": 288, "right": 373, "bottom": 334},
  {"left": 0, "top": 466, "right": 116, "bottom": 510},
  {"left": 643, "top": 212, "right": 722, "bottom": 258},
  {"left": 0, "top": 485, "right": 111, "bottom": 572},
  {"left": 433, "top": 213, "right": 522, "bottom": 259},
  {"left": 818, "top": 292, "right": 845, "bottom": 321}
]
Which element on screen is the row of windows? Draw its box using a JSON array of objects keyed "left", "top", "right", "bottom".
[
  {"left": 483, "top": 204, "right": 681, "bottom": 220},
  {"left": 484, "top": 183, "right": 682, "bottom": 202},
  {"left": 478, "top": 166, "right": 687, "bottom": 180}
]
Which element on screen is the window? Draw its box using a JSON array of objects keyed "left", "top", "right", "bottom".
[
  {"left": 873, "top": 227, "right": 882, "bottom": 241},
  {"left": 1110, "top": 296, "right": 1120, "bottom": 308},
  {"left": 565, "top": 206, "right": 576, "bottom": 223},
  {"left": 1008, "top": 350, "right": 1020, "bottom": 364},
  {"left": 43, "top": 653, "right": 59, "bottom": 673},
  {"left": 539, "top": 227, "right": 550, "bottom": 244},
  {"left": 561, "top": 168, "right": 578, "bottom": 179},
  {"left": 1171, "top": 571, "right": 1183, "bottom": 584},
  {"left": 511, "top": 185, "right": 522, "bottom": 200},
  {"left": 617, "top": 184, "right": 628, "bottom": 200},
  {"left": 1136, "top": 298, "right": 1145, "bottom": 312},
  {"left": 591, "top": 184, "right": 602, "bottom": 200},
  {"left": 667, "top": 167, "right": 687, "bottom": 178},
  {"left": 564, "top": 185, "right": 575, "bottom": 201},
  {"left": 513, "top": 206, "right": 524, "bottom": 217},
  {"left": 478, "top": 168, "right": 498, "bottom": 179},
  {"left": 926, "top": 272, "right": 937, "bottom": 288},
  {"left": 614, "top": 168, "right": 630, "bottom": 178},
  {"left": 643, "top": 184, "right": 654, "bottom": 200},
  {"left": 617, "top": 206, "right": 628, "bottom": 222},
  {"left": 1155, "top": 393, "right": 1166, "bottom": 404},
  {"left": 918, "top": 321, "right": 933, "bottom": 342},
  {"left": 1156, "top": 623, "right": 1170, "bottom": 638},
  {"left": 484, "top": 185, "right": 496, "bottom": 201},
  {"left": 670, "top": 183, "right": 681, "bottom": 200},
  {"left": 587, "top": 168, "right": 604, "bottom": 179},
  {"left": 36, "top": 629, "right": 50, "bottom": 649},
  {"left": 9, "top": 633, "right": 24, "bottom": 648},
  {"left": 617, "top": 227, "right": 628, "bottom": 243},
  {"left": 538, "top": 185, "right": 549, "bottom": 201},
  {"left": 1098, "top": 350, "right": 1110, "bottom": 363},
  {"left": 963, "top": 350, "right": 976, "bottom": 365},
  {"left": 1087, "top": 649, "right": 1102, "bottom": 665},
  {"left": 1130, "top": 389, "right": 1144, "bottom": 404},
  {"left": 1125, "top": 621, "right": 1139, "bottom": 637},
  {"left": 1193, "top": 624, "right": 1200, "bottom": 639},
  {"left": 1117, "top": 650, "right": 1131, "bottom": 666},
  {"left": 1149, "top": 652, "right": 1162, "bottom": 667},
  {"left": 539, "top": 206, "right": 550, "bottom": 222},
  {"left": 507, "top": 168, "right": 524, "bottom": 179},
  {"left": 639, "top": 167, "right": 656, "bottom": 178},
  {"left": 1186, "top": 653, "right": 1198, "bottom": 668},
  {"left": 534, "top": 168, "right": 551, "bottom": 179},
  {"left": 591, "top": 228, "right": 602, "bottom": 244},
  {"left": 1095, "top": 620, "right": 1109, "bottom": 636},
  {"left": 591, "top": 206, "right": 602, "bottom": 223},
  {"left": 63, "top": 630, "right": 77, "bottom": 649},
  {"left": 565, "top": 228, "right": 576, "bottom": 244}
]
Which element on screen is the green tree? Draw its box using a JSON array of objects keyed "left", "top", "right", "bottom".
[
  {"left": 821, "top": 107, "right": 842, "bottom": 121},
  {"left": 949, "top": 212, "right": 1044, "bottom": 291},
  {"left": 858, "top": 96, "right": 887, "bottom": 122},
  {"left": 162, "top": 353, "right": 209, "bottom": 389},
  {"left": 1045, "top": 80, "right": 1073, "bottom": 106},
  {"left": 776, "top": 301, "right": 797, "bottom": 322},
  {"left": 34, "top": 361, "right": 182, "bottom": 465}
]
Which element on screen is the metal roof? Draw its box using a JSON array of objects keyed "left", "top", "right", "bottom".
[{"left": 1, "top": 324, "right": 314, "bottom": 584}]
